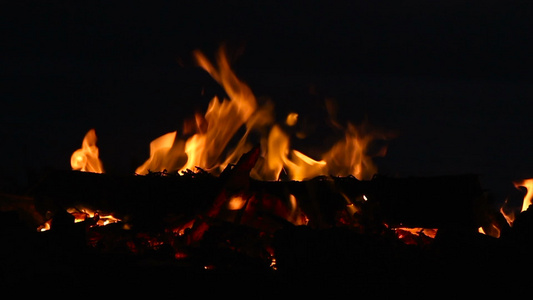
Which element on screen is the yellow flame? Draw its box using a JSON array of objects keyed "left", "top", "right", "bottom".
[
  {"left": 287, "top": 194, "right": 308, "bottom": 225},
  {"left": 514, "top": 178, "right": 533, "bottom": 212},
  {"left": 70, "top": 129, "right": 104, "bottom": 173},
  {"left": 261, "top": 125, "right": 289, "bottom": 180},
  {"left": 259, "top": 122, "right": 382, "bottom": 181},
  {"left": 135, "top": 131, "right": 183, "bottom": 174},
  {"left": 38, "top": 220, "right": 51, "bottom": 232},
  {"left": 322, "top": 123, "right": 384, "bottom": 180},
  {"left": 394, "top": 227, "right": 438, "bottom": 239},
  {"left": 38, "top": 207, "right": 120, "bottom": 232},
  {"left": 135, "top": 48, "right": 387, "bottom": 181},
  {"left": 136, "top": 47, "right": 264, "bottom": 175},
  {"left": 287, "top": 150, "right": 327, "bottom": 181},
  {"left": 178, "top": 50, "right": 258, "bottom": 173}
]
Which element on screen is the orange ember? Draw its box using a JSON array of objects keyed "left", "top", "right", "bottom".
[{"left": 38, "top": 206, "right": 121, "bottom": 232}]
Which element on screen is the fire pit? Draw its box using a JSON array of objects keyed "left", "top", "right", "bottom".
[{"left": 2, "top": 47, "right": 533, "bottom": 295}]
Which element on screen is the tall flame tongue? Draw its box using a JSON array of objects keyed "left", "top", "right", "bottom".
[
  {"left": 136, "top": 48, "right": 262, "bottom": 176},
  {"left": 135, "top": 47, "right": 387, "bottom": 181},
  {"left": 71, "top": 129, "right": 104, "bottom": 173}
]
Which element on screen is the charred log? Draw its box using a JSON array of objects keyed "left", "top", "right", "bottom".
[
  {"left": 30, "top": 170, "right": 488, "bottom": 233},
  {"left": 2, "top": 168, "right": 533, "bottom": 292},
  {"left": 31, "top": 169, "right": 221, "bottom": 228},
  {"left": 362, "top": 174, "right": 484, "bottom": 231}
]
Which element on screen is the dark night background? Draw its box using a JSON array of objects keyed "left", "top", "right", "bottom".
[{"left": 2, "top": 1, "right": 533, "bottom": 200}]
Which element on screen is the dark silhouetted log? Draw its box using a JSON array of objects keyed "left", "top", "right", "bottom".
[
  {"left": 31, "top": 170, "right": 221, "bottom": 227},
  {"left": 364, "top": 174, "right": 484, "bottom": 231},
  {"left": 31, "top": 169, "right": 487, "bottom": 232}
]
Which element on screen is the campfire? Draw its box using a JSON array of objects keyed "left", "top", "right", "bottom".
[{"left": 2, "top": 47, "right": 533, "bottom": 292}]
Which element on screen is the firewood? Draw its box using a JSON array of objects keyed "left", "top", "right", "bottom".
[
  {"left": 364, "top": 174, "right": 484, "bottom": 231},
  {"left": 3, "top": 165, "right": 527, "bottom": 291},
  {"left": 31, "top": 169, "right": 489, "bottom": 233},
  {"left": 31, "top": 169, "right": 221, "bottom": 225}
]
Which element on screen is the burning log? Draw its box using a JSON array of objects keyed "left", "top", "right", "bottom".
[
  {"left": 31, "top": 168, "right": 221, "bottom": 226},
  {"left": 4, "top": 46, "right": 533, "bottom": 292},
  {"left": 24, "top": 143, "right": 500, "bottom": 284},
  {"left": 362, "top": 174, "right": 484, "bottom": 231},
  {"left": 4, "top": 163, "right": 528, "bottom": 292},
  {"left": 31, "top": 170, "right": 488, "bottom": 234}
]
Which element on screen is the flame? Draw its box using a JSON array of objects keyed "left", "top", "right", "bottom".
[
  {"left": 287, "top": 194, "right": 308, "bottom": 225},
  {"left": 480, "top": 178, "right": 533, "bottom": 237},
  {"left": 136, "top": 47, "right": 264, "bottom": 175},
  {"left": 494, "top": 178, "right": 533, "bottom": 230},
  {"left": 66, "top": 207, "right": 121, "bottom": 226},
  {"left": 514, "top": 178, "right": 533, "bottom": 212},
  {"left": 38, "top": 220, "right": 51, "bottom": 232},
  {"left": 135, "top": 47, "right": 388, "bottom": 181},
  {"left": 393, "top": 227, "right": 438, "bottom": 245},
  {"left": 285, "top": 112, "right": 298, "bottom": 126},
  {"left": 322, "top": 123, "right": 385, "bottom": 180},
  {"left": 259, "top": 122, "right": 382, "bottom": 181},
  {"left": 70, "top": 129, "right": 104, "bottom": 173},
  {"left": 172, "top": 219, "right": 196, "bottom": 236},
  {"left": 256, "top": 125, "right": 327, "bottom": 181},
  {"left": 500, "top": 198, "right": 516, "bottom": 227},
  {"left": 135, "top": 131, "right": 182, "bottom": 175},
  {"left": 479, "top": 224, "right": 500, "bottom": 238},
  {"left": 287, "top": 150, "right": 327, "bottom": 181},
  {"left": 260, "top": 125, "right": 289, "bottom": 180},
  {"left": 38, "top": 207, "right": 120, "bottom": 232}
]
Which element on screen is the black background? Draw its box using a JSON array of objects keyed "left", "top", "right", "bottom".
[{"left": 3, "top": 1, "right": 533, "bottom": 199}]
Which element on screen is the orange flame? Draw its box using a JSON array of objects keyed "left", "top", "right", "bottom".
[
  {"left": 136, "top": 47, "right": 266, "bottom": 175},
  {"left": 135, "top": 131, "right": 183, "bottom": 175},
  {"left": 514, "top": 178, "right": 533, "bottom": 212},
  {"left": 322, "top": 122, "right": 386, "bottom": 180},
  {"left": 38, "top": 206, "right": 120, "bottom": 232},
  {"left": 485, "top": 179, "right": 533, "bottom": 234},
  {"left": 66, "top": 207, "right": 121, "bottom": 226},
  {"left": 135, "top": 47, "right": 388, "bottom": 181},
  {"left": 70, "top": 129, "right": 104, "bottom": 173}
]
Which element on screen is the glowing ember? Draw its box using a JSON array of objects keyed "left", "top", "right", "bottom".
[
  {"left": 393, "top": 227, "right": 438, "bottom": 245},
  {"left": 37, "top": 220, "right": 51, "bottom": 232},
  {"left": 38, "top": 207, "right": 120, "bottom": 232},
  {"left": 70, "top": 129, "right": 104, "bottom": 173},
  {"left": 172, "top": 219, "right": 196, "bottom": 236},
  {"left": 68, "top": 207, "right": 121, "bottom": 226},
  {"left": 227, "top": 195, "right": 248, "bottom": 210}
]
